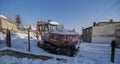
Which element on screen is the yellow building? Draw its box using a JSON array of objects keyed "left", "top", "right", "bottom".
[
  {"left": 23, "top": 25, "right": 31, "bottom": 30},
  {"left": 0, "top": 15, "right": 18, "bottom": 33}
]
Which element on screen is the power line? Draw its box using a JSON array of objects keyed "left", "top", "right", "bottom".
[{"left": 93, "top": 0, "right": 120, "bottom": 21}]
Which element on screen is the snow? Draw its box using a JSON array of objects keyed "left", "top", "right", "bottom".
[
  {"left": 92, "top": 36, "right": 115, "bottom": 44},
  {"left": 48, "top": 21, "right": 59, "bottom": 25},
  {"left": 0, "top": 15, "right": 8, "bottom": 19},
  {"left": 0, "top": 55, "right": 43, "bottom": 64},
  {"left": 0, "top": 32, "right": 120, "bottom": 64},
  {"left": 13, "top": 33, "right": 28, "bottom": 39},
  {"left": 51, "top": 30, "right": 79, "bottom": 35}
]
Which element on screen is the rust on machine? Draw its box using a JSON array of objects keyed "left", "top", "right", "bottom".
[{"left": 36, "top": 21, "right": 43, "bottom": 40}]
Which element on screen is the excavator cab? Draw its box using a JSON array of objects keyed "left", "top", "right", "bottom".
[
  {"left": 38, "top": 20, "right": 63, "bottom": 40},
  {"left": 41, "top": 21, "right": 62, "bottom": 32}
]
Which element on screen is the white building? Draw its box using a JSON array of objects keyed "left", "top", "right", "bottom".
[{"left": 82, "top": 19, "right": 120, "bottom": 45}]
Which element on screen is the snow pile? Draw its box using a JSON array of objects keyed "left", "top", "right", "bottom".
[
  {"left": 29, "top": 32, "right": 37, "bottom": 39},
  {"left": 0, "top": 33, "right": 120, "bottom": 64},
  {"left": 12, "top": 32, "right": 36, "bottom": 39},
  {"left": 0, "top": 55, "right": 95, "bottom": 64},
  {"left": 13, "top": 33, "right": 28, "bottom": 39},
  {"left": 0, "top": 55, "right": 43, "bottom": 64}
]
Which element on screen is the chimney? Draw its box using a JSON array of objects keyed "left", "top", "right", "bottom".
[
  {"left": 93, "top": 22, "right": 96, "bottom": 26},
  {"left": 110, "top": 19, "right": 113, "bottom": 22}
]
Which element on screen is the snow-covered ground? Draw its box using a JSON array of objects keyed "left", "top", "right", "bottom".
[{"left": 0, "top": 32, "right": 120, "bottom": 64}]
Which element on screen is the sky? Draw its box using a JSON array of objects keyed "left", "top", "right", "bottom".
[{"left": 0, "top": 0, "right": 120, "bottom": 34}]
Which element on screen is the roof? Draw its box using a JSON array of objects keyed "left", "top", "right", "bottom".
[
  {"left": 96, "top": 19, "right": 120, "bottom": 26},
  {"left": 83, "top": 19, "right": 120, "bottom": 30},
  {"left": 98, "top": 21, "right": 120, "bottom": 24},
  {"left": 0, "top": 15, "right": 8, "bottom": 19},
  {"left": 83, "top": 26, "right": 92, "bottom": 30},
  {"left": 0, "top": 15, "right": 17, "bottom": 25}
]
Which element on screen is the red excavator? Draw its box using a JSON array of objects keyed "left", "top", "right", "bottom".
[{"left": 36, "top": 20, "right": 80, "bottom": 56}]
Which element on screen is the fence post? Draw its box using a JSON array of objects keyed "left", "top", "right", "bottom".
[
  {"left": 111, "top": 40, "right": 116, "bottom": 64},
  {"left": 6, "top": 29, "right": 11, "bottom": 47},
  {"left": 28, "top": 29, "right": 30, "bottom": 51}
]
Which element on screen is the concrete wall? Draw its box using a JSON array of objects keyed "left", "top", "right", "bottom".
[
  {"left": 82, "top": 27, "right": 92, "bottom": 43},
  {"left": 115, "top": 25, "right": 120, "bottom": 46},
  {"left": 83, "top": 21, "right": 120, "bottom": 44},
  {"left": 92, "top": 37, "right": 115, "bottom": 44},
  {"left": 92, "top": 24, "right": 116, "bottom": 44}
]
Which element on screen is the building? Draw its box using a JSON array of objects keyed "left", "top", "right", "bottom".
[
  {"left": 23, "top": 25, "right": 31, "bottom": 30},
  {"left": 0, "top": 15, "right": 18, "bottom": 33},
  {"left": 82, "top": 19, "right": 120, "bottom": 45},
  {"left": 115, "top": 25, "right": 120, "bottom": 46},
  {"left": 82, "top": 26, "right": 92, "bottom": 43}
]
